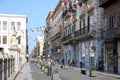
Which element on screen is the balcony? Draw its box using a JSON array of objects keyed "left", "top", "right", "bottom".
[
  {"left": 50, "top": 32, "right": 61, "bottom": 41},
  {"left": 103, "top": 28, "right": 120, "bottom": 41},
  {"left": 99, "top": 0, "right": 118, "bottom": 7},
  {"left": 74, "top": 26, "right": 89, "bottom": 37},
  {"left": 61, "top": 34, "right": 72, "bottom": 42},
  {"left": 62, "top": 10, "right": 71, "bottom": 18},
  {"left": 81, "top": 0, "right": 88, "bottom": 3}
]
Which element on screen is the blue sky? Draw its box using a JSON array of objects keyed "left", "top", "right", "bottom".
[{"left": 0, "top": 0, "right": 59, "bottom": 53}]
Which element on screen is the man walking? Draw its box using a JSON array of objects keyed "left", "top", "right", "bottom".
[
  {"left": 26, "top": 54, "right": 29, "bottom": 62},
  {"left": 62, "top": 59, "right": 65, "bottom": 69}
]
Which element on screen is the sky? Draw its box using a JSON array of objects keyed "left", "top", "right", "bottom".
[{"left": 0, "top": 0, "right": 59, "bottom": 53}]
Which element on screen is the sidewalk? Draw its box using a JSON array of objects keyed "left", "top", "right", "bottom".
[
  {"left": 8, "top": 63, "right": 26, "bottom": 80},
  {"left": 70, "top": 66, "right": 120, "bottom": 79},
  {"left": 15, "top": 62, "right": 33, "bottom": 80},
  {"left": 30, "top": 61, "right": 52, "bottom": 80}
]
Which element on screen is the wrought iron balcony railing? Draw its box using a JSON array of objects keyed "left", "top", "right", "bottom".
[
  {"left": 74, "top": 26, "right": 89, "bottom": 37},
  {"left": 61, "top": 34, "right": 72, "bottom": 42},
  {"left": 102, "top": 28, "right": 120, "bottom": 40},
  {"left": 99, "top": 0, "right": 118, "bottom": 7}
]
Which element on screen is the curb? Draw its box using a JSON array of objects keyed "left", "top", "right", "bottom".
[
  {"left": 13, "top": 62, "right": 27, "bottom": 80},
  {"left": 10, "top": 62, "right": 27, "bottom": 80},
  {"left": 72, "top": 67, "right": 120, "bottom": 79},
  {"left": 97, "top": 71, "right": 120, "bottom": 79}
]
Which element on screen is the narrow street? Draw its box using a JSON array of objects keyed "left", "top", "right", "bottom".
[
  {"left": 14, "top": 60, "right": 120, "bottom": 80},
  {"left": 15, "top": 61, "right": 51, "bottom": 80},
  {"left": 59, "top": 68, "right": 120, "bottom": 80}
]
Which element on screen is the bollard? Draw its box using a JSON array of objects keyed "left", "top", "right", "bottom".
[
  {"left": 8, "top": 58, "right": 10, "bottom": 77},
  {"left": 47, "top": 66, "right": 52, "bottom": 76},
  {"left": 4, "top": 58, "right": 7, "bottom": 80},
  {"left": 0, "top": 59, "right": 3, "bottom": 80}
]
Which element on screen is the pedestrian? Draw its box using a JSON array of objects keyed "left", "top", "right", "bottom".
[
  {"left": 79, "top": 57, "right": 82, "bottom": 68},
  {"left": 72, "top": 60, "right": 74, "bottom": 67},
  {"left": 68, "top": 59, "right": 73, "bottom": 68},
  {"left": 61, "top": 59, "right": 65, "bottom": 68},
  {"left": 26, "top": 54, "right": 29, "bottom": 62}
]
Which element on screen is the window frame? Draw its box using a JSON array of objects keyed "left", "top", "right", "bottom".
[
  {"left": 2, "top": 36, "right": 7, "bottom": 44},
  {"left": 3, "top": 21, "right": 7, "bottom": 30}
]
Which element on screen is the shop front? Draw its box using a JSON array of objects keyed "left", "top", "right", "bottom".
[{"left": 104, "top": 41, "right": 118, "bottom": 73}]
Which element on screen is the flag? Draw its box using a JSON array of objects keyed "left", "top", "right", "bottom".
[
  {"left": 74, "top": 0, "right": 79, "bottom": 6},
  {"left": 81, "top": 3, "right": 85, "bottom": 9},
  {"left": 31, "top": 29, "right": 34, "bottom": 32},
  {"left": 87, "top": 4, "right": 91, "bottom": 11},
  {"left": 43, "top": 26, "right": 45, "bottom": 28}
]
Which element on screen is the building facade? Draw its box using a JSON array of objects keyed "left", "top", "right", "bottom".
[
  {"left": 36, "top": 31, "right": 44, "bottom": 57},
  {"left": 0, "top": 14, "right": 28, "bottom": 71},
  {"left": 44, "top": 10, "right": 53, "bottom": 59},
  {"left": 49, "top": 0, "right": 64, "bottom": 61},
  {"left": 61, "top": 0, "right": 104, "bottom": 69},
  {"left": 99, "top": 0, "right": 120, "bottom": 74},
  {"left": 44, "top": 0, "right": 120, "bottom": 74}
]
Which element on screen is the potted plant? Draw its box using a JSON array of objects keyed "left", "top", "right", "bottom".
[
  {"left": 41, "top": 63, "right": 46, "bottom": 71},
  {"left": 44, "top": 64, "right": 48, "bottom": 74},
  {"left": 52, "top": 68, "right": 60, "bottom": 80},
  {"left": 54, "top": 68, "right": 59, "bottom": 73},
  {"left": 90, "top": 66, "right": 96, "bottom": 77}
]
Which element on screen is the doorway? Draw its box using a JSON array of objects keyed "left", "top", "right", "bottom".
[{"left": 107, "top": 48, "right": 118, "bottom": 73}]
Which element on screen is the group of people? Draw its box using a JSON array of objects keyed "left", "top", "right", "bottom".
[
  {"left": 60, "top": 59, "right": 74, "bottom": 68},
  {"left": 68, "top": 59, "right": 74, "bottom": 67}
]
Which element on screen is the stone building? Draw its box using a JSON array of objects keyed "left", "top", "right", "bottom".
[
  {"left": 99, "top": 0, "right": 120, "bottom": 74},
  {"left": 61, "top": 0, "right": 104, "bottom": 69},
  {"left": 36, "top": 31, "right": 44, "bottom": 57},
  {"left": 49, "top": 0, "right": 64, "bottom": 60},
  {"left": 0, "top": 14, "right": 27, "bottom": 71},
  {"left": 44, "top": 10, "right": 53, "bottom": 59}
]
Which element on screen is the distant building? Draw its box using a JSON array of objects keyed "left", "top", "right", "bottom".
[{"left": 36, "top": 31, "right": 44, "bottom": 57}]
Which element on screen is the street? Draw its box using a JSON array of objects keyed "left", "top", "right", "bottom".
[
  {"left": 59, "top": 67, "right": 120, "bottom": 80},
  {"left": 14, "top": 60, "right": 120, "bottom": 80}
]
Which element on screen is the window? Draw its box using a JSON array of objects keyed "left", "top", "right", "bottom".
[
  {"left": 11, "top": 22, "right": 15, "bottom": 30},
  {"left": 72, "top": 22, "right": 76, "bottom": 33},
  {"left": 3, "top": 36, "right": 7, "bottom": 44},
  {"left": 3, "top": 21, "right": 7, "bottom": 30},
  {"left": 68, "top": 25, "right": 71, "bottom": 35},
  {"left": 109, "top": 16, "right": 115, "bottom": 29},
  {"left": 81, "top": 19, "right": 84, "bottom": 29},
  {"left": 65, "top": 27, "right": 67, "bottom": 36},
  {"left": 88, "top": 15, "right": 94, "bottom": 32},
  {"left": 18, "top": 36, "right": 21, "bottom": 44},
  {"left": 64, "top": 27, "right": 66, "bottom": 37},
  {"left": 17, "top": 22, "right": 21, "bottom": 30},
  {"left": 0, "top": 36, "right": 1, "bottom": 44},
  {"left": 79, "top": 21, "right": 81, "bottom": 30},
  {"left": 82, "top": 43, "right": 85, "bottom": 57},
  {"left": 0, "top": 21, "right": 1, "bottom": 30}
]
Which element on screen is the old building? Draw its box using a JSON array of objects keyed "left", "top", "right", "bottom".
[
  {"left": 61, "top": 0, "right": 104, "bottom": 69},
  {"left": 0, "top": 14, "right": 28, "bottom": 71},
  {"left": 36, "top": 30, "right": 44, "bottom": 57},
  {"left": 44, "top": 10, "right": 53, "bottom": 59},
  {"left": 49, "top": 0, "right": 64, "bottom": 60},
  {"left": 99, "top": 0, "right": 120, "bottom": 74}
]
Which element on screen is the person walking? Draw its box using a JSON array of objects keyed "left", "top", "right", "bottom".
[
  {"left": 68, "top": 59, "right": 73, "bottom": 68},
  {"left": 26, "top": 54, "right": 29, "bottom": 62},
  {"left": 79, "top": 57, "right": 82, "bottom": 68},
  {"left": 61, "top": 59, "right": 65, "bottom": 69}
]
